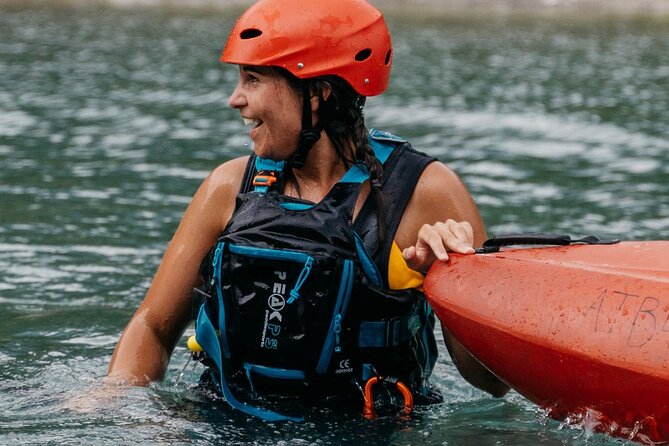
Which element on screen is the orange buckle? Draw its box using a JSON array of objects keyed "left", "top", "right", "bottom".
[
  {"left": 363, "top": 376, "right": 414, "bottom": 419},
  {"left": 252, "top": 174, "right": 277, "bottom": 187}
]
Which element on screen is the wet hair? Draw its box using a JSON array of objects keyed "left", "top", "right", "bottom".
[{"left": 274, "top": 67, "right": 387, "bottom": 244}]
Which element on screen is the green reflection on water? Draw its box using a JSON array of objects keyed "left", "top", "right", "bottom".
[{"left": 1, "top": 3, "right": 667, "bottom": 445}]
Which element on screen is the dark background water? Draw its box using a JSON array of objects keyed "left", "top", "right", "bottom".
[{"left": 1, "top": 2, "right": 667, "bottom": 445}]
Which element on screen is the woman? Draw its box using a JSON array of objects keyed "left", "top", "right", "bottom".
[{"left": 107, "top": 0, "right": 508, "bottom": 419}]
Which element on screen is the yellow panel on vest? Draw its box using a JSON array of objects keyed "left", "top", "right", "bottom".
[{"left": 388, "top": 241, "right": 424, "bottom": 291}]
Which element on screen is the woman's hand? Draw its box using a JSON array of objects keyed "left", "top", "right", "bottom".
[{"left": 401, "top": 219, "right": 475, "bottom": 273}]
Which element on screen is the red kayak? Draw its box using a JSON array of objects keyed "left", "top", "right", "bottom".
[{"left": 424, "top": 236, "right": 669, "bottom": 444}]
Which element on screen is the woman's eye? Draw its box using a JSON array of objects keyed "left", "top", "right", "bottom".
[
  {"left": 244, "top": 77, "right": 259, "bottom": 87},
  {"left": 240, "top": 68, "right": 262, "bottom": 85}
]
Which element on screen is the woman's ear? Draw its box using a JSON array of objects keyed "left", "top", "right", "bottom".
[
  {"left": 310, "top": 82, "right": 332, "bottom": 112},
  {"left": 320, "top": 83, "right": 332, "bottom": 102}
]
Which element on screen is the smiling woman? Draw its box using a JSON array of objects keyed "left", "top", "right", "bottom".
[
  {"left": 106, "top": 0, "right": 508, "bottom": 421},
  {"left": 228, "top": 66, "right": 303, "bottom": 162}
]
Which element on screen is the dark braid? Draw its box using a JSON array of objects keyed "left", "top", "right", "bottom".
[
  {"left": 274, "top": 67, "right": 387, "bottom": 245},
  {"left": 352, "top": 108, "right": 387, "bottom": 244},
  {"left": 313, "top": 75, "right": 386, "bottom": 244}
]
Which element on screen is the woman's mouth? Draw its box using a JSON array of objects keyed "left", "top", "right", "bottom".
[{"left": 243, "top": 117, "right": 262, "bottom": 129}]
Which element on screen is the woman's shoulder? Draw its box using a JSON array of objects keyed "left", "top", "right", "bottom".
[
  {"left": 414, "top": 160, "right": 481, "bottom": 219},
  {"left": 414, "top": 161, "right": 466, "bottom": 197},
  {"left": 185, "top": 156, "right": 251, "bottom": 231},
  {"left": 207, "top": 155, "right": 250, "bottom": 189}
]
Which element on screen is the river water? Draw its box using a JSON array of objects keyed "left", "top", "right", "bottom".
[{"left": 1, "top": 3, "right": 668, "bottom": 445}]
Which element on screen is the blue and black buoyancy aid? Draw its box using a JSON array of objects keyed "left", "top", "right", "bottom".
[{"left": 192, "top": 129, "right": 439, "bottom": 421}]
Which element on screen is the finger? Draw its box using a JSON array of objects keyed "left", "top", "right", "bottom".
[
  {"left": 401, "top": 245, "right": 416, "bottom": 261},
  {"left": 433, "top": 220, "right": 474, "bottom": 254},
  {"left": 445, "top": 219, "right": 475, "bottom": 253},
  {"left": 402, "top": 228, "right": 440, "bottom": 274},
  {"left": 463, "top": 221, "right": 474, "bottom": 246},
  {"left": 446, "top": 219, "right": 473, "bottom": 244},
  {"left": 418, "top": 224, "right": 449, "bottom": 261},
  {"left": 402, "top": 245, "right": 426, "bottom": 272}
]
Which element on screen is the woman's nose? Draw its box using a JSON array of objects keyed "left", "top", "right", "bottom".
[{"left": 228, "top": 81, "right": 246, "bottom": 109}]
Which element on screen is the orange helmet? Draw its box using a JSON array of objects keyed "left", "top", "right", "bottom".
[{"left": 221, "top": 0, "right": 393, "bottom": 97}]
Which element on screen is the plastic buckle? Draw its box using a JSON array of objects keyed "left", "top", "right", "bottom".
[{"left": 252, "top": 173, "right": 278, "bottom": 187}]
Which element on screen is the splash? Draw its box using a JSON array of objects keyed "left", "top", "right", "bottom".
[{"left": 548, "top": 406, "right": 667, "bottom": 446}]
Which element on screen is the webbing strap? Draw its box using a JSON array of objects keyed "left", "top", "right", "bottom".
[{"left": 358, "top": 317, "right": 413, "bottom": 348}]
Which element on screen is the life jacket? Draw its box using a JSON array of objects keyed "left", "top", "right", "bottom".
[{"left": 192, "top": 129, "right": 438, "bottom": 421}]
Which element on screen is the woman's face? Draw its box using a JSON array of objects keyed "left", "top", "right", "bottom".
[{"left": 228, "top": 66, "right": 303, "bottom": 160}]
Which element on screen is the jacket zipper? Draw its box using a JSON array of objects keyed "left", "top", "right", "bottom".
[{"left": 315, "top": 259, "right": 354, "bottom": 373}]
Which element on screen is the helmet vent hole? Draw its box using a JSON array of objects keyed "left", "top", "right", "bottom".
[
  {"left": 240, "top": 28, "right": 262, "bottom": 40},
  {"left": 355, "top": 48, "right": 372, "bottom": 62},
  {"left": 384, "top": 49, "right": 392, "bottom": 65}
]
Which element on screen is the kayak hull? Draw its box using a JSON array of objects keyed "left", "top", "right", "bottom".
[{"left": 424, "top": 241, "right": 669, "bottom": 444}]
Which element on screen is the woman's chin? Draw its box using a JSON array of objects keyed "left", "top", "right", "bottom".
[{"left": 253, "top": 147, "right": 292, "bottom": 162}]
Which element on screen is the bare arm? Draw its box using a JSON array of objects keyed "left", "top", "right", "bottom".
[
  {"left": 396, "top": 161, "right": 510, "bottom": 397},
  {"left": 106, "top": 157, "right": 248, "bottom": 385}
]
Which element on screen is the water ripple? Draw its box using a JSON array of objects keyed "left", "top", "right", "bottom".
[{"left": 1, "top": 5, "right": 665, "bottom": 445}]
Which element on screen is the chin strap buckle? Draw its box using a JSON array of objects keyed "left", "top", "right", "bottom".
[{"left": 363, "top": 376, "right": 414, "bottom": 419}]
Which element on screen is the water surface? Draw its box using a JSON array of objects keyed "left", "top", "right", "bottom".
[{"left": 1, "top": 3, "right": 668, "bottom": 445}]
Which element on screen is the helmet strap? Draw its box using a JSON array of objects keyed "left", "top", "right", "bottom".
[{"left": 288, "top": 82, "right": 321, "bottom": 169}]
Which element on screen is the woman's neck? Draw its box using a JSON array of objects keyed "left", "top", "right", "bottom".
[{"left": 285, "top": 133, "right": 354, "bottom": 201}]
